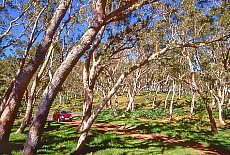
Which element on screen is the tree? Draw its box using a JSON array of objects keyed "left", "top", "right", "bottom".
[
  {"left": 0, "top": 0, "right": 71, "bottom": 152},
  {"left": 23, "top": 1, "right": 161, "bottom": 154}
]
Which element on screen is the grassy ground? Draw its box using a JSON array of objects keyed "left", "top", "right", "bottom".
[{"left": 7, "top": 93, "right": 230, "bottom": 154}]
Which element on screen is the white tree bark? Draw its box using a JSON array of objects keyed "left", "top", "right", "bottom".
[
  {"left": 190, "top": 91, "right": 196, "bottom": 118},
  {"left": 164, "top": 88, "right": 171, "bottom": 114},
  {"left": 169, "top": 80, "right": 175, "bottom": 120}
]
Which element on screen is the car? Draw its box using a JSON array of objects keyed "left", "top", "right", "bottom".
[{"left": 53, "top": 110, "right": 72, "bottom": 122}]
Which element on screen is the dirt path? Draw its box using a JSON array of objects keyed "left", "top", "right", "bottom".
[{"left": 67, "top": 121, "right": 229, "bottom": 155}]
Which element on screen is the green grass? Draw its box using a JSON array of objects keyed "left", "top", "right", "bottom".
[{"left": 8, "top": 93, "right": 230, "bottom": 154}]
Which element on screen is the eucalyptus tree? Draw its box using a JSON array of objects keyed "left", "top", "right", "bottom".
[
  {"left": 158, "top": 0, "right": 230, "bottom": 132},
  {"left": 0, "top": 0, "right": 71, "bottom": 151},
  {"left": 15, "top": 4, "right": 76, "bottom": 134},
  {"left": 23, "top": 1, "right": 161, "bottom": 154}
]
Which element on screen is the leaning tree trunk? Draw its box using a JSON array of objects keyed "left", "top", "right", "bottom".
[
  {"left": 22, "top": 16, "right": 104, "bottom": 155},
  {"left": 75, "top": 73, "right": 127, "bottom": 153},
  {"left": 74, "top": 41, "right": 170, "bottom": 154},
  {"left": 183, "top": 49, "right": 217, "bottom": 132},
  {"left": 16, "top": 45, "right": 54, "bottom": 134},
  {"left": 0, "top": 1, "right": 70, "bottom": 152}
]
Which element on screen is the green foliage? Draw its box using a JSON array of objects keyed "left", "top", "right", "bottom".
[
  {"left": 173, "top": 108, "right": 184, "bottom": 116},
  {"left": 128, "top": 108, "right": 165, "bottom": 119},
  {"left": 197, "top": 96, "right": 206, "bottom": 111},
  {"left": 223, "top": 107, "right": 230, "bottom": 119},
  {"left": 183, "top": 92, "right": 192, "bottom": 98}
]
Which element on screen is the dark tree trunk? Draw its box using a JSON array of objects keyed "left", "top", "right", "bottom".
[{"left": 0, "top": 1, "right": 71, "bottom": 151}]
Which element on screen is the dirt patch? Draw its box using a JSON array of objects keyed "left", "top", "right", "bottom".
[{"left": 67, "top": 121, "right": 229, "bottom": 155}]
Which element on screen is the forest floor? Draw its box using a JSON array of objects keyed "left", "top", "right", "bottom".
[
  {"left": 67, "top": 119, "right": 229, "bottom": 155},
  {"left": 9, "top": 93, "right": 230, "bottom": 154}
]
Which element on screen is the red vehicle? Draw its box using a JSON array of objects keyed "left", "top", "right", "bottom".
[{"left": 53, "top": 110, "right": 72, "bottom": 122}]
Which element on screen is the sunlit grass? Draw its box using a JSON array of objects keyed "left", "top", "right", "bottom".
[{"left": 9, "top": 93, "right": 230, "bottom": 154}]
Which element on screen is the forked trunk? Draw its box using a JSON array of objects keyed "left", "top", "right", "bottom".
[{"left": 126, "top": 89, "right": 135, "bottom": 112}]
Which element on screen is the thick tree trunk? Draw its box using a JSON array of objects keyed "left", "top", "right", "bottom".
[
  {"left": 0, "top": 1, "right": 70, "bottom": 151},
  {"left": 23, "top": 20, "right": 103, "bottom": 155},
  {"left": 17, "top": 44, "right": 54, "bottom": 134}
]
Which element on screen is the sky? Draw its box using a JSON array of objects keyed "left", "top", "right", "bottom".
[{"left": 0, "top": 0, "right": 223, "bottom": 58}]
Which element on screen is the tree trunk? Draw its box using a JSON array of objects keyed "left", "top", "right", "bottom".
[
  {"left": 164, "top": 88, "right": 171, "bottom": 114},
  {"left": 16, "top": 44, "right": 54, "bottom": 134},
  {"left": 213, "top": 87, "right": 226, "bottom": 126},
  {"left": 81, "top": 88, "right": 93, "bottom": 131},
  {"left": 152, "top": 88, "right": 158, "bottom": 108},
  {"left": 203, "top": 96, "right": 217, "bottom": 132},
  {"left": 16, "top": 95, "right": 34, "bottom": 134},
  {"left": 113, "top": 95, "right": 118, "bottom": 116},
  {"left": 0, "top": 1, "right": 70, "bottom": 151},
  {"left": 75, "top": 73, "right": 127, "bottom": 153},
  {"left": 81, "top": 64, "right": 93, "bottom": 131},
  {"left": 189, "top": 91, "right": 196, "bottom": 118},
  {"left": 74, "top": 41, "right": 170, "bottom": 153},
  {"left": 183, "top": 50, "right": 217, "bottom": 132},
  {"left": 75, "top": 131, "right": 88, "bottom": 154},
  {"left": 23, "top": 17, "right": 104, "bottom": 155},
  {"left": 178, "top": 84, "right": 182, "bottom": 99},
  {"left": 169, "top": 81, "right": 175, "bottom": 120},
  {"left": 126, "top": 89, "right": 135, "bottom": 112}
]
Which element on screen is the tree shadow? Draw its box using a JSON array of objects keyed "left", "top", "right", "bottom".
[{"left": 77, "top": 119, "right": 230, "bottom": 155}]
